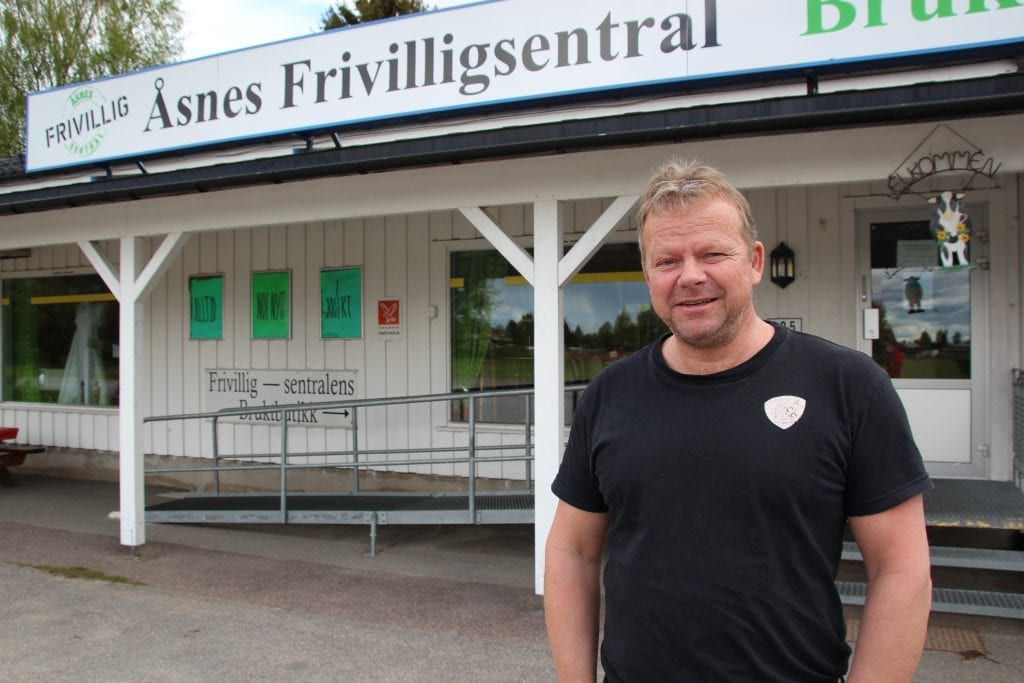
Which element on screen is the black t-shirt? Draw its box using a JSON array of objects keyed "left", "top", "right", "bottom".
[{"left": 552, "top": 324, "right": 931, "bottom": 682}]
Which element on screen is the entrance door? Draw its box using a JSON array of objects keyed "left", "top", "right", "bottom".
[{"left": 857, "top": 206, "right": 988, "bottom": 478}]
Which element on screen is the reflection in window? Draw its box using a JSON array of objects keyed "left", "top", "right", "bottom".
[
  {"left": 869, "top": 220, "right": 970, "bottom": 380},
  {"left": 2, "top": 275, "right": 119, "bottom": 405},
  {"left": 450, "top": 243, "right": 665, "bottom": 422}
]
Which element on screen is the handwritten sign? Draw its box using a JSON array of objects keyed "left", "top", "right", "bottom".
[
  {"left": 321, "top": 268, "right": 362, "bottom": 338},
  {"left": 204, "top": 368, "right": 359, "bottom": 426},
  {"left": 252, "top": 271, "right": 290, "bottom": 339},
  {"left": 189, "top": 274, "right": 223, "bottom": 340}
]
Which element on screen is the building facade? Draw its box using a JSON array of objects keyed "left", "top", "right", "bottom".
[{"left": 1, "top": 1, "right": 1023, "bottom": 591}]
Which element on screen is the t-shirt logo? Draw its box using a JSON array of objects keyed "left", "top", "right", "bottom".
[{"left": 764, "top": 395, "right": 806, "bottom": 430}]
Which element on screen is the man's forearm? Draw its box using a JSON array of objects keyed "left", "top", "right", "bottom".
[
  {"left": 544, "top": 551, "right": 602, "bottom": 682},
  {"left": 847, "top": 570, "right": 932, "bottom": 683}
]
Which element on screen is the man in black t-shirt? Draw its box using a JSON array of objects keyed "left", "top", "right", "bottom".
[{"left": 544, "top": 160, "right": 932, "bottom": 682}]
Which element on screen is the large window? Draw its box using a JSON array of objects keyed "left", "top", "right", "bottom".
[
  {"left": 450, "top": 242, "right": 665, "bottom": 422},
  {"left": 868, "top": 220, "right": 971, "bottom": 380},
  {"left": 2, "top": 275, "right": 119, "bottom": 405}
]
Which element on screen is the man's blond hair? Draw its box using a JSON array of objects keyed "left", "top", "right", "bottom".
[{"left": 636, "top": 159, "right": 757, "bottom": 263}]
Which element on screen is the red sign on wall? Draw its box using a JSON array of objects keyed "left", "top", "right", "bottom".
[
  {"left": 377, "top": 299, "right": 400, "bottom": 326},
  {"left": 377, "top": 299, "right": 401, "bottom": 340}
]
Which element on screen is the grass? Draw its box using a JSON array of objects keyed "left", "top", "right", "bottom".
[{"left": 20, "top": 564, "right": 143, "bottom": 585}]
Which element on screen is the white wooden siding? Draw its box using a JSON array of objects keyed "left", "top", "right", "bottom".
[{"left": 0, "top": 176, "right": 1020, "bottom": 481}]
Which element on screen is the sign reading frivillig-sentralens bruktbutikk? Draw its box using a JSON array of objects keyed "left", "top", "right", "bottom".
[
  {"left": 205, "top": 369, "right": 359, "bottom": 427},
  {"left": 25, "top": 1, "right": 1024, "bottom": 172}
]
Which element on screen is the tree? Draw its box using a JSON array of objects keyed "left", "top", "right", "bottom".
[
  {"left": 320, "top": 0, "right": 430, "bottom": 29},
  {"left": 916, "top": 330, "right": 933, "bottom": 350},
  {"left": 0, "top": 0, "right": 183, "bottom": 157},
  {"left": 612, "top": 309, "right": 634, "bottom": 350}
]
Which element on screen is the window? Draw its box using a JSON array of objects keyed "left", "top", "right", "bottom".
[
  {"left": 450, "top": 242, "right": 665, "bottom": 422},
  {"left": 2, "top": 275, "right": 119, "bottom": 405},
  {"left": 868, "top": 220, "right": 971, "bottom": 380}
]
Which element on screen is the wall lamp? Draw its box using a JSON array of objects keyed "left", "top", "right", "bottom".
[{"left": 769, "top": 241, "right": 795, "bottom": 289}]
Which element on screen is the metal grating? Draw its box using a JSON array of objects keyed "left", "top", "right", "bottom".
[
  {"left": 1014, "top": 369, "right": 1024, "bottom": 489},
  {"left": 842, "top": 541, "right": 1024, "bottom": 572},
  {"left": 924, "top": 478, "right": 1024, "bottom": 529},
  {"left": 147, "top": 491, "right": 535, "bottom": 525},
  {"left": 837, "top": 581, "right": 1024, "bottom": 620}
]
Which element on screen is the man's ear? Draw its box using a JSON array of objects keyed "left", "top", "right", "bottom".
[{"left": 750, "top": 241, "right": 766, "bottom": 284}]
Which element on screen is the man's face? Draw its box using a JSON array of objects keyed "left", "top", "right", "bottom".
[{"left": 642, "top": 197, "right": 764, "bottom": 350}]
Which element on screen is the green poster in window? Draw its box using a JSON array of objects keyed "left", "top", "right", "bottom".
[
  {"left": 189, "top": 275, "right": 223, "bottom": 340},
  {"left": 252, "top": 271, "right": 291, "bottom": 339},
  {"left": 321, "top": 267, "right": 362, "bottom": 338}
]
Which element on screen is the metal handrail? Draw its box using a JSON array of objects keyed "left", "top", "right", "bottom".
[
  {"left": 143, "top": 387, "right": 537, "bottom": 523},
  {"left": 1013, "top": 369, "right": 1024, "bottom": 490}
]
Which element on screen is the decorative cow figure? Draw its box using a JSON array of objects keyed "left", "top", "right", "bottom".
[{"left": 928, "top": 191, "right": 971, "bottom": 267}]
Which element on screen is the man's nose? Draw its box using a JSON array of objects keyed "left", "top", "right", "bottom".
[{"left": 675, "top": 258, "right": 706, "bottom": 287}]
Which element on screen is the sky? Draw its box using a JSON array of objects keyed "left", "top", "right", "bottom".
[
  {"left": 873, "top": 268, "right": 971, "bottom": 345},
  {"left": 179, "top": 0, "right": 478, "bottom": 61}
]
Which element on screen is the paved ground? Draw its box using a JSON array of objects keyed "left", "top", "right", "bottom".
[{"left": 1, "top": 474, "right": 1022, "bottom": 681}]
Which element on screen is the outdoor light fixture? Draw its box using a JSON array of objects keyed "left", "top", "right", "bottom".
[{"left": 769, "top": 241, "right": 795, "bottom": 289}]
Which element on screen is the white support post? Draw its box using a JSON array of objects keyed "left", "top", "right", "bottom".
[
  {"left": 78, "top": 233, "right": 190, "bottom": 547},
  {"left": 460, "top": 198, "right": 636, "bottom": 595},
  {"left": 459, "top": 207, "right": 535, "bottom": 284},
  {"left": 119, "top": 237, "right": 146, "bottom": 546},
  {"left": 559, "top": 195, "right": 640, "bottom": 285},
  {"left": 532, "top": 200, "right": 563, "bottom": 595},
  {"left": 78, "top": 241, "right": 121, "bottom": 301}
]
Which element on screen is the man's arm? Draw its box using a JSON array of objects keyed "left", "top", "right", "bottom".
[
  {"left": 847, "top": 494, "right": 932, "bottom": 683},
  {"left": 544, "top": 499, "right": 610, "bottom": 682}
]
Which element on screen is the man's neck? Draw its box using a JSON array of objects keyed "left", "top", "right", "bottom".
[{"left": 661, "top": 316, "right": 776, "bottom": 376}]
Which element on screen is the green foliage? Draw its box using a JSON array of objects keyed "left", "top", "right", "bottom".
[
  {"left": 23, "top": 563, "right": 143, "bottom": 585},
  {"left": 450, "top": 252, "right": 504, "bottom": 389},
  {"left": 320, "top": 0, "right": 431, "bottom": 30},
  {"left": 0, "top": 0, "right": 183, "bottom": 157}
]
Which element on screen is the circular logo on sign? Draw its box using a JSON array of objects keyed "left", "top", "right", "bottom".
[{"left": 60, "top": 87, "right": 109, "bottom": 158}]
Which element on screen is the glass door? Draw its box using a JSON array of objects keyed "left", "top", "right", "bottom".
[{"left": 858, "top": 208, "right": 987, "bottom": 477}]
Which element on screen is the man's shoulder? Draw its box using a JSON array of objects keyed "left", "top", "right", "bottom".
[
  {"left": 780, "top": 327, "right": 888, "bottom": 381},
  {"left": 784, "top": 327, "right": 874, "bottom": 361}
]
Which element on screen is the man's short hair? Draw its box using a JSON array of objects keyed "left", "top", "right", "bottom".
[{"left": 636, "top": 159, "right": 757, "bottom": 261}]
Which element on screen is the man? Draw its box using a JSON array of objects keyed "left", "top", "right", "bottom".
[{"left": 544, "top": 159, "right": 933, "bottom": 681}]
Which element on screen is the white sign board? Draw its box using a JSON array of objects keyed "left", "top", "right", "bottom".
[
  {"left": 204, "top": 369, "right": 358, "bottom": 426},
  {"left": 25, "top": 0, "right": 1024, "bottom": 172}
]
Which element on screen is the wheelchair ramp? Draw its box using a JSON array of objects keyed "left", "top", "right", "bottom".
[{"left": 147, "top": 491, "right": 535, "bottom": 526}]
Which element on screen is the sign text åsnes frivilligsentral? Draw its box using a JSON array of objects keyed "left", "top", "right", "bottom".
[{"left": 25, "top": 0, "right": 1024, "bottom": 172}]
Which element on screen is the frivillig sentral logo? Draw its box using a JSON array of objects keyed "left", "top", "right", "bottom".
[{"left": 44, "top": 86, "right": 129, "bottom": 158}]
